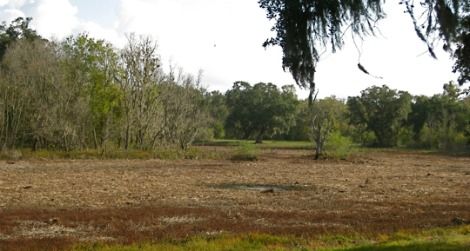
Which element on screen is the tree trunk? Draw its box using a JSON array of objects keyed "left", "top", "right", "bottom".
[
  {"left": 93, "top": 128, "right": 99, "bottom": 149},
  {"left": 255, "top": 128, "right": 265, "bottom": 144},
  {"left": 314, "top": 140, "right": 321, "bottom": 160},
  {"left": 125, "top": 124, "right": 130, "bottom": 150}
]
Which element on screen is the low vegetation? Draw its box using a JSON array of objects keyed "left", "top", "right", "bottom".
[
  {"left": 72, "top": 226, "right": 470, "bottom": 251},
  {"left": 230, "top": 142, "right": 259, "bottom": 161}
]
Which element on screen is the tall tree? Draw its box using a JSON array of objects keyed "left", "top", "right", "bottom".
[
  {"left": 205, "top": 91, "right": 229, "bottom": 139},
  {"left": 119, "top": 34, "right": 161, "bottom": 150},
  {"left": 347, "top": 85, "right": 412, "bottom": 147},
  {"left": 62, "top": 34, "right": 122, "bottom": 151},
  {"left": 225, "top": 82, "right": 297, "bottom": 143},
  {"left": 0, "top": 17, "right": 40, "bottom": 60},
  {"left": 408, "top": 82, "right": 470, "bottom": 149}
]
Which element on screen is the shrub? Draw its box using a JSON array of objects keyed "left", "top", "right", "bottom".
[
  {"left": 230, "top": 143, "right": 258, "bottom": 161},
  {"left": 324, "top": 132, "right": 355, "bottom": 159},
  {"left": 0, "top": 149, "right": 23, "bottom": 160}
]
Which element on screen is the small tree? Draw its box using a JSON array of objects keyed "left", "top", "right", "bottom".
[{"left": 310, "top": 97, "right": 346, "bottom": 159}]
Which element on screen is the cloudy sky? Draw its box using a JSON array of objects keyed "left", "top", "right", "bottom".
[{"left": 0, "top": 0, "right": 458, "bottom": 98}]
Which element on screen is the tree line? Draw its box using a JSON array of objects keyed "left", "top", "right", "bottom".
[
  {"left": 214, "top": 82, "right": 469, "bottom": 158},
  {"left": 1, "top": 17, "right": 469, "bottom": 157},
  {"left": 1, "top": 18, "right": 208, "bottom": 152}
]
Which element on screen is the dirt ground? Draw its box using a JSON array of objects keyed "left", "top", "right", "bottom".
[{"left": 0, "top": 148, "right": 469, "bottom": 250}]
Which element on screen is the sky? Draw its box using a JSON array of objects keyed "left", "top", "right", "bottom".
[{"left": 0, "top": 0, "right": 458, "bottom": 99}]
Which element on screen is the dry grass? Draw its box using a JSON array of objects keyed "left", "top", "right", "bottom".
[{"left": 0, "top": 148, "right": 469, "bottom": 250}]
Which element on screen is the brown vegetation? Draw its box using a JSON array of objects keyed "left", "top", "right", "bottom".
[{"left": 0, "top": 148, "right": 469, "bottom": 250}]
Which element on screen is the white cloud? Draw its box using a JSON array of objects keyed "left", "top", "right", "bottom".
[
  {"left": 0, "top": 0, "right": 31, "bottom": 24},
  {"left": 0, "top": 8, "right": 25, "bottom": 23},
  {"left": 32, "top": 0, "right": 78, "bottom": 39},
  {"left": 116, "top": 0, "right": 295, "bottom": 92},
  {"left": 1, "top": 0, "right": 459, "bottom": 98},
  {"left": 0, "top": 0, "right": 33, "bottom": 8},
  {"left": 78, "top": 21, "right": 124, "bottom": 46}
]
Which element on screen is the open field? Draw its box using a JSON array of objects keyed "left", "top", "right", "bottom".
[{"left": 0, "top": 147, "right": 469, "bottom": 250}]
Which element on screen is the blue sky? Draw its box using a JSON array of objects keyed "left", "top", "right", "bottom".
[
  {"left": 71, "top": 0, "right": 117, "bottom": 27},
  {"left": 0, "top": 0, "right": 458, "bottom": 98}
]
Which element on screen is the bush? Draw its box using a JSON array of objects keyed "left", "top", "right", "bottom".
[
  {"left": 324, "top": 132, "right": 355, "bottom": 159},
  {"left": 230, "top": 143, "right": 258, "bottom": 161},
  {"left": 0, "top": 149, "right": 23, "bottom": 160}
]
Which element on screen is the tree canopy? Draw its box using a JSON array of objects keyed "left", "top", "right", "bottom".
[
  {"left": 225, "top": 82, "right": 298, "bottom": 143},
  {"left": 259, "top": 0, "right": 469, "bottom": 94},
  {"left": 347, "top": 85, "right": 412, "bottom": 147},
  {"left": 0, "top": 17, "right": 40, "bottom": 61}
]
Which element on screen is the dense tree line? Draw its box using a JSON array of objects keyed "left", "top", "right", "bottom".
[
  {"left": 218, "top": 82, "right": 469, "bottom": 156},
  {"left": 0, "top": 18, "right": 210, "bottom": 152},
  {"left": 1, "top": 17, "right": 468, "bottom": 157}
]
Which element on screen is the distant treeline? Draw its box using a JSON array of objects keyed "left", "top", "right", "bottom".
[
  {"left": 1, "top": 18, "right": 469, "bottom": 153},
  {"left": 214, "top": 81, "right": 470, "bottom": 152}
]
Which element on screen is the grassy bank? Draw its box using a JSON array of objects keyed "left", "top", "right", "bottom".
[
  {"left": 0, "top": 147, "right": 228, "bottom": 161},
  {"left": 73, "top": 225, "right": 470, "bottom": 251}
]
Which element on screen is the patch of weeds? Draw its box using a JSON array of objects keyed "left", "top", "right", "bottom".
[
  {"left": 324, "top": 133, "right": 356, "bottom": 160},
  {"left": 230, "top": 143, "right": 258, "bottom": 161},
  {"left": 0, "top": 149, "right": 23, "bottom": 160},
  {"left": 71, "top": 226, "right": 470, "bottom": 251},
  {"left": 72, "top": 234, "right": 306, "bottom": 251},
  {"left": 6, "top": 147, "right": 226, "bottom": 161}
]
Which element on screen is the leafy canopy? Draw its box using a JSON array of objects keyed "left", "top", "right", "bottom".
[
  {"left": 347, "top": 85, "right": 412, "bottom": 147},
  {"left": 0, "top": 17, "right": 40, "bottom": 60},
  {"left": 225, "top": 81, "right": 297, "bottom": 143}
]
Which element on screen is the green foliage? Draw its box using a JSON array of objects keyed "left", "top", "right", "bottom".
[
  {"left": 1, "top": 16, "right": 468, "bottom": 156},
  {"left": 231, "top": 142, "right": 259, "bottom": 161},
  {"left": 324, "top": 132, "right": 355, "bottom": 159},
  {"left": 0, "top": 29, "right": 212, "bottom": 152},
  {"left": 347, "top": 85, "right": 412, "bottom": 147},
  {"left": 225, "top": 82, "right": 297, "bottom": 143},
  {"left": 408, "top": 83, "right": 470, "bottom": 150},
  {"left": 310, "top": 97, "right": 348, "bottom": 158},
  {"left": 0, "top": 17, "right": 40, "bottom": 60},
  {"left": 72, "top": 226, "right": 470, "bottom": 251},
  {"left": 205, "top": 91, "right": 229, "bottom": 139},
  {"left": 453, "top": 15, "right": 469, "bottom": 86},
  {"left": 0, "top": 147, "right": 226, "bottom": 160},
  {"left": 73, "top": 234, "right": 302, "bottom": 251}
]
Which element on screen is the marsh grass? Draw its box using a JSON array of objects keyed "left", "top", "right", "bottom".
[
  {"left": 72, "top": 226, "right": 470, "bottom": 251},
  {"left": 230, "top": 142, "right": 259, "bottom": 161},
  {"left": 1, "top": 147, "right": 226, "bottom": 161}
]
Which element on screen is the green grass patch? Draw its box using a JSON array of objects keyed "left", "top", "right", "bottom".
[
  {"left": 73, "top": 234, "right": 303, "bottom": 251},
  {"left": 324, "top": 133, "right": 356, "bottom": 160},
  {"left": 72, "top": 226, "right": 470, "bottom": 251},
  {"left": 1, "top": 147, "right": 226, "bottom": 161},
  {"left": 230, "top": 142, "right": 259, "bottom": 161}
]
